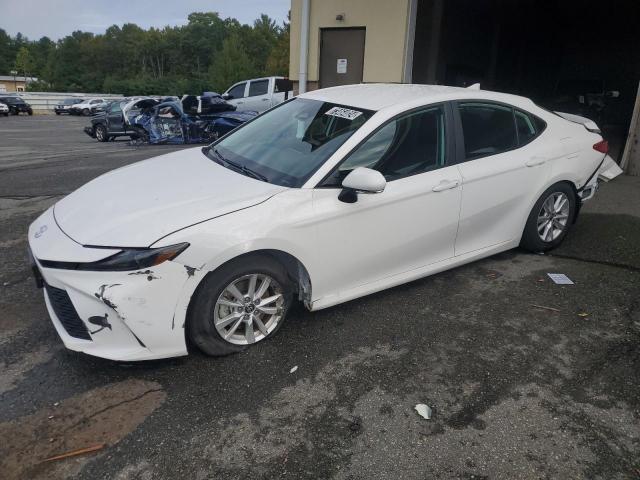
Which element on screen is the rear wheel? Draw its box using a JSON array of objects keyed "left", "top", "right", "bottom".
[
  {"left": 520, "top": 183, "right": 576, "bottom": 252},
  {"left": 188, "top": 255, "right": 293, "bottom": 356},
  {"left": 82, "top": 108, "right": 90, "bottom": 116},
  {"left": 95, "top": 124, "right": 109, "bottom": 142}
]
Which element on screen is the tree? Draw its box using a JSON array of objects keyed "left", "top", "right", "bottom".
[
  {"left": 15, "top": 46, "right": 34, "bottom": 78},
  {"left": 266, "top": 18, "right": 290, "bottom": 76},
  {"left": 2, "top": 11, "right": 287, "bottom": 94},
  {"left": 208, "top": 33, "right": 256, "bottom": 92}
]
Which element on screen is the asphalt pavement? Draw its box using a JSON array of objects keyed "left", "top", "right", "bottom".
[{"left": 1, "top": 115, "right": 638, "bottom": 479}]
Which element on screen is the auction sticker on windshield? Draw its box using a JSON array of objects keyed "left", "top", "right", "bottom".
[{"left": 325, "top": 106, "right": 363, "bottom": 121}]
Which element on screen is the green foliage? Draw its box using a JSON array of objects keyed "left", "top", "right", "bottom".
[
  {"left": 0, "top": 11, "right": 290, "bottom": 94},
  {"left": 208, "top": 34, "right": 256, "bottom": 92}
]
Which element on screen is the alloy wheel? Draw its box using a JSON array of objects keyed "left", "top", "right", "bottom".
[
  {"left": 537, "top": 192, "right": 570, "bottom": 242},
  {"left": 213, "top": 274, "right": 285, "bottom": 345}
]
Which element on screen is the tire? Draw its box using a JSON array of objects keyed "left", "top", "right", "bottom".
[
  {"left": 520, "top": 182, "right": 577, "bottom": 253},
  {"left": 82, "top": 108, "right": 90, "bottom": 116},
  {"left": 187, "top": 255, "right": 294, "bottom": 356},
  {"left": 2, "top": 113, "right": 7, "bottom": 117},
  {"left": 95, "top": 124, "right": 109, "bottom": 142},
  {"left": 55, "top": 111, "right": 60, "bottom": 115},
  {"left": 27, "top": 109, "right": 33, "bottom": 116},
  {"left": 133, "top": 127, "right": 149, "bottom": 143}
]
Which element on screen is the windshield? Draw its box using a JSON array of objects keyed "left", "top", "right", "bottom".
[
  {"left": 63, "top": 98, "right": 80, "bottom": 104},
  {"left": 208, "top": 98, "right": 374, "bottom": 187}
]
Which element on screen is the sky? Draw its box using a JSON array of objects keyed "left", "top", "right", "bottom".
[{"left": 0, "top": 0, "right": 291, "bottom": 40}]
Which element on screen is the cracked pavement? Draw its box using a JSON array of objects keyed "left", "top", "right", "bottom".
[{"left": 1, "top": 115, "right": 639, "bottom": 479}]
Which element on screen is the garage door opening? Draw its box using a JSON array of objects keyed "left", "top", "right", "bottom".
[{"left": 411, "top": 0, "right": 640, "bottom": 162}]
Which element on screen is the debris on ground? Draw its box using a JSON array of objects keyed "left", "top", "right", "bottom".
[
  {"left": 414, "top": 404, "right": 432, "bottom": 420},
  {"left": 44, "top": 444, "right": 105, "bottom": 462},
  {"left": 531, "top": 304, "right": 562, "bottom": 313},
  {"left": 289, "top": 366, "right": 298, "bottom": 374},
  {"left": 547, "top": 273, "right": 574, "bottom": 285},
  {"left": 577, "top": 312, "right": 590, "bottom": 317}
]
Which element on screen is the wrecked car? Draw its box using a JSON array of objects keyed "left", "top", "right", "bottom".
[
  {"left": 84, "top": 98, "right": 159, "bottom": 142},
  {"left": 28, "top": 84, "right": 622, "bottom": 361},
  {"left": 84, "top": 93, "right": 256, "bottom": 144}
]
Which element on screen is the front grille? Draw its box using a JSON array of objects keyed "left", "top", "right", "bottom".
[{"left": 44, "top": 283, "right": 92, "bottom": 341}]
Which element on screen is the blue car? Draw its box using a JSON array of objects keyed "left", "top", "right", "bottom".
[{"left": 131, "top": 93, "right": 258, "bottom": 144}]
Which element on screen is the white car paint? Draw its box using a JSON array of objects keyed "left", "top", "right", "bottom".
[
  {"left": 223, "top": 76, "right": 293, "bottom": 112},
  {"left": 0, "top": 102, "right": 8, "bottom": 114},
  {"left": 73, "top": 97, "right": 107, "bottom": 114},
  {"left": 28, "top": 84, "right": 621, "bottom": 361}
]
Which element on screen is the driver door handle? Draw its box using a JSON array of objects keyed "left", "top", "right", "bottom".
[
  {"left": 526, "top": 156, "right": 547, "bottom": 167},
  {"left": 432, "top": 180, "right": 460, "bottom": 192}
]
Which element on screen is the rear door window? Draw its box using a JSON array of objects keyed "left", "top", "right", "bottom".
[
  {"left": 458, "top": 103, "right": 517, "bottom": 159},
  {"left": 248, "top": 80, "right": 269, "bottom": 97}
]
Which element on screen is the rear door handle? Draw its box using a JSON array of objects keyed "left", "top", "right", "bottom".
[
  {"left": 261, "top": 98, "right": 269, "bottom": 101},
  {"left": 526, "top": 156, "right": 547, "bottom": 167},
  {"left": 432, "top": 180, "right": 460, "bottom": 192}
]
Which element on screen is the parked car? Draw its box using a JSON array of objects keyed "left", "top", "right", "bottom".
[
  {"left": 0, "top": 102, "right": 8, "bottom": 116},
  {"left": 0, "top": 96, "right": 33, "bottom": 115},
  {"left": 28, "top": 84, "right": 622, "bottom": 361},
  {"left": 54, "top": 98, "right": 84, "bottom": 115},
  {"left": 222, "top": 76, "right": 293, "bottom": 112},
  {"left": 70, "top": 98, "right": 107, "bottom": 116},
  {"left": 84, "top": 93, "right": 256, "bottom": 144}
]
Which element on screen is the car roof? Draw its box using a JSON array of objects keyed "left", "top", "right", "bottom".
[{"left": 299, "top": 83, "right": 536, "bottom": 112}]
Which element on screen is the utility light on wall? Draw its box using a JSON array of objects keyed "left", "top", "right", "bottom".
[{"left": 336, "top": 13, "right": 345, "bottom": 21}]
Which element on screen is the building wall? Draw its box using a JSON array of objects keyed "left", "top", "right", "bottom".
[
  {"left": 290, "top": 0, "right": 411, "bottom": 90},
  {"left": 0, "top": 80, "right": 27, "bottom": 93}
]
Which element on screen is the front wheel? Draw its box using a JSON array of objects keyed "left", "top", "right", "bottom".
[
  {"left": 95, "top": 124, "right": 109, "bottom": 142},
  {"left": 82, "top": 108, "right": 90, "bottom": 116},
  {"left": 188, "top": 255, "right": 293, "bottom": 356},
  {"left": 520, "top": 183, "right": 576, "bottom": 253}
]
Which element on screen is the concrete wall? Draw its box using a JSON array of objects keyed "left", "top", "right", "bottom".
[{"left": 290, "top": 0, "right": 411, "bottom": 90}]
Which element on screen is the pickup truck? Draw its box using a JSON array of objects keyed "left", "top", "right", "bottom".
[{"left": 222, "top": 76, "right": 293, "bottom": 113}]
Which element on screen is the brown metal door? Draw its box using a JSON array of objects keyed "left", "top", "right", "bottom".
[{"left": 319, "top": 28, "right": 366, "bottom": 88}]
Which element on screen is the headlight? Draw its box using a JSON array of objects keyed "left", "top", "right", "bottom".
[{"left": 39, "top": 243, "right": 189, "bottom": 271}]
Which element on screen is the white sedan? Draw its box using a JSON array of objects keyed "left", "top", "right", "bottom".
[{"left": 28, "top": 84, "right": 621, "bottom": 360}]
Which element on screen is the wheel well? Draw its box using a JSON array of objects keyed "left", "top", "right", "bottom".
[
  {"left": 197, "top": 250, "right": 312, "bottom": 307},
  {"left": 556, "top": 180, "right": 581, "bottom": 223}
]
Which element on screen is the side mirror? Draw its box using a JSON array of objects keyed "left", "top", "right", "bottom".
[
  {"left": 222, "top": 93, "right": 232, "bottom": 100},
  {"left": 338, "top": 167, "right": 386, "bottom": 203}
]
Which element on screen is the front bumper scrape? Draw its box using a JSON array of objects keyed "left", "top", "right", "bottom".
[
  {"left": 38, "top": 260, "right": 192, "bottom": 361},
  {"left": 28, "top": 207, "right": 196, "bottom": 361}
]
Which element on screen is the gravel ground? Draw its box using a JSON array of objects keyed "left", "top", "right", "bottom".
[{"left": 1, "top": 115, "right": 638, "bottom": 480}]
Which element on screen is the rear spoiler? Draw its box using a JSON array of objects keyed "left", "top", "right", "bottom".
[{"left": 554, "top": 111, "right": 601, "bottom": 134}]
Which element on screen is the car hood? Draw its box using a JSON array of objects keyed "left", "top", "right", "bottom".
[{"left": 53, "top": 148, "right": 288, "bottom": 247}]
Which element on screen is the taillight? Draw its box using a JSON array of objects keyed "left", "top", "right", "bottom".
[{"left": 593, "top": 140, "right": 609, "bottom": 154}]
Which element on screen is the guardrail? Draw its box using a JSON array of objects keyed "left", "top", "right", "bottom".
[{"left": 0, "top": 92, "right": 123, "bottom": 114}]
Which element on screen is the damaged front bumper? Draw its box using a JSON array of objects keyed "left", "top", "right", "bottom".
[
  {"left": 28, "top": 208, "right": 200, "bottom": 361},
  {"left": 83, "top": 126, "right": 95, "bottom": 138}
]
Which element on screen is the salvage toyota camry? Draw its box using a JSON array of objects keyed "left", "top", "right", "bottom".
[{"left": 28, "top": 84, "right": 622, "bottom": 360}]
